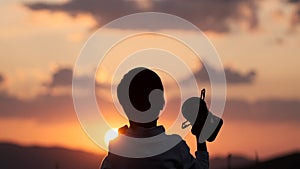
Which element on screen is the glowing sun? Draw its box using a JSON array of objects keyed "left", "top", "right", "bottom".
[{"left": 104, "top": 128, "right": 118, "bottom": 146}]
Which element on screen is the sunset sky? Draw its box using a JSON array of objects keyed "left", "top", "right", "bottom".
[{"left": 1, "top": 0, "right": 300, "bottom": 160}]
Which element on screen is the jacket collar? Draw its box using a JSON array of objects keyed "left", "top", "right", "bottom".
[{"left": 125, "top": 125, "right": 165, "bottom": 138}]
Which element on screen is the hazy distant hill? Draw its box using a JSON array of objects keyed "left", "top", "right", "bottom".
[
  {"left": 210, "top": 155, "right": 254, "bottom": 169},
  {"left": 0, "top": 142, "right": 102, "bottom": 169},
  {"left": 0, "top": 142, "right": 299, "bottom": 169},
  {"left": 237, "top": 152, "right": 300, "bottom": 169}
]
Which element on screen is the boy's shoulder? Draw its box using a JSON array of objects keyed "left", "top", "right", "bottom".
[{"left": 108, "top": 128, "right": 185, "bottom": 158}]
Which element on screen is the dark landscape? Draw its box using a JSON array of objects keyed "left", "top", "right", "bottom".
[{"left": 1, "top": 142, "right": 299, "bottom": 169}]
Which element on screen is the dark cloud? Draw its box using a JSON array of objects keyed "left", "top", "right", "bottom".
[
  {"left": 0, "top": 69, "right": 295, "bottom": 125},
  {"left": 45, "top": 68, "right": 73, "bottom": 87},
  {"left": 183, "top": 65, "right": 256, "bottom": 85},
  {"left": 0, "top": 74, "right": 4, "bottom": 84},
  {"left": 288, "top": 0, "right": 300, "bottom": 3},
  {"left": 24, "top": 0, "right": 259, "bottom": 33},
  {"left": 223, "top": 98, "right": 300, "bottom": 123},
  {"left": 291, "top": 7, "right": 300, "bottom": 26},
  {"left": 288, "top": 0, "right": 300, "bottom": 27},
  {"left": 224, "top": 67, "right": 256, "bottom": 84},
  {"left": 0, "top": 92, "right": 76, "bottom": 122},
  {"left": 0, "top": 89, "right": 299, "bottom": 125},
  {"left": 0, "top": 90, "right": 114, "bottom": 123},
  {"left": 44, "top": 67, "right": 110, "bottom": 89}
]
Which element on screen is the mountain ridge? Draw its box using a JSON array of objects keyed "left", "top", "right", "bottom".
[
  {"left": 0, "top": 142, "right": 102, "bottom": 169},
  {"left": 0, "top": 142, "right": 299, "bottom": 169}
]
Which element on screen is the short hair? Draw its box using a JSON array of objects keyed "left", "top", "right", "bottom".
[{"left": 117, "top": 67, "right": 164, "bottom": 112}]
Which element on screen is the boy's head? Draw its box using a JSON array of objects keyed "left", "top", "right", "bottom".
[{"left": 117, "top": 67, "right": 165, "bottom": 124}]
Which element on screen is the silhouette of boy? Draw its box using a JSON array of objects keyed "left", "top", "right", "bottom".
[{"left": 100, "top": 67, "right": 209, "bottom": 169}]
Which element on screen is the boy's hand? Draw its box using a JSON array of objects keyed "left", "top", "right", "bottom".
[
  {"left": 191, "top": 99, "right": 209, "bottom": 138},
  {"left": 197, "top": 142, "right": 207, "bottom": 151}
]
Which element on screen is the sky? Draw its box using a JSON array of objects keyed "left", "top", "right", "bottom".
[{"left": 0, "top": 0, "right": 300, "bottom": 160}]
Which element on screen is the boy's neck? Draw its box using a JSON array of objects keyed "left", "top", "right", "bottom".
[{"left": 129, "top": 120, "right": 157, "bottom": 128}]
